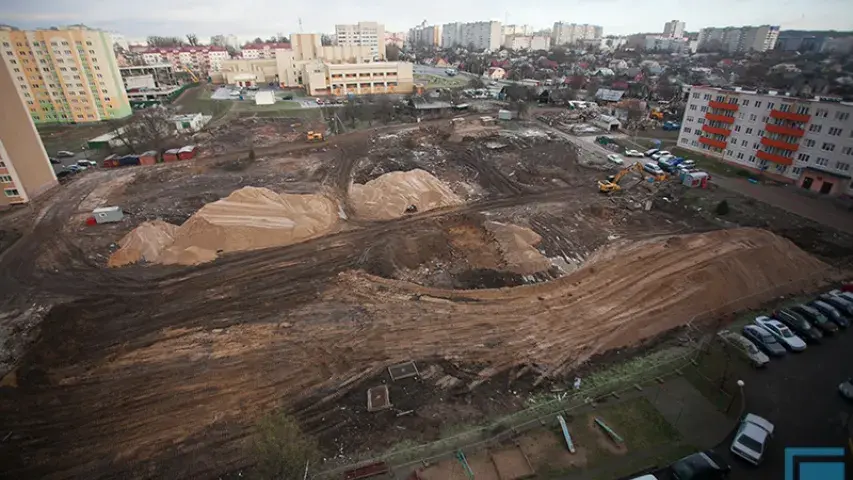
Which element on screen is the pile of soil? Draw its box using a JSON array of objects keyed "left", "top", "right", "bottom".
[
  {"left": 349, "top": 169, "right": 463, "bottom": 220},
  {"left": 484, "top": 221, "right": 551, "bottom": 275},
  {"left": 109, "top": 187, "right": 339, "bottom": 266}
]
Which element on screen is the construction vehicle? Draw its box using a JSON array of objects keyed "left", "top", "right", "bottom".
[
  {"left": 649, "top": 109, "right": 664, "bottom": 121},
  {"left": 598, "top": 163, "right": 666, "bottom": 194},
  {"left": 306, "top": 131, "right": 325, "bottom": 142},
  {"left": 176, "top": 65, "right": 200, "bottom": 83}
]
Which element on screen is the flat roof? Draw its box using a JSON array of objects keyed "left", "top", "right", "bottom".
[
  {"left": 120, "top": 64, "right": 172, "bottom": 70},
  {"left": 690, "top": 85, "right": 853, "bottom": 107}
]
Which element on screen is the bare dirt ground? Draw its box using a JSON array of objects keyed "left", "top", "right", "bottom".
[{"left": 0, "top": 118, "right": 850, "bottom": 479}]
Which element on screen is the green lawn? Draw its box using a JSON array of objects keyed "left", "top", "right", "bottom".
[{"left": 172, "top": 85, "right": 231, "bottom": 118}]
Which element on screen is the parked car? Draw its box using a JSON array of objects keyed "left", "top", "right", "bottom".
[
  {"left": 810, "top": 300, "right": 850, "bottom": 328},
  {"left": 644, "top": 148, "right": 660, "bottom": 157},
  {"left": 67, "top": 165, "right": 81, "bottom": 173},
  {"left": 77, "top": 160, "right": 97, "bottom": 168},
  {"left": 49, "top": 157, "right": 61, "bottom": 165},
  {"left": 840, "top": 378, "right": 853, "bottom": 401},
  {"left": 670, "top": 450, "right": 731, "bottom": 480},
  {"left": 754, "top": 316, "right": 806, "bottom": 351},
  {"left": 624, "top": 149, "right": 644, "bottom": 157},
  {"left": 651, "top": 150, "right": 671, "bottom": 160},
  {"left": 820, "top": 293, "right": 853, "bottom": 318},
  {"left": 606, "top": 154, "right": 624, "bottom": 165},
  {"left": 643, "top": 162, "right": 664, "bottom": 175},
  {"left": 730, "top": 414, "right": 774, "bottom": 465},
  {"left": 56, "top": 150, "right": 75, "bottom": 157},
  {"left": 742, "top": 325, "right": 786, "bottom": 357},
  {"left": 772, "top": 308, "right": 822, "bottom": 343},
  {"left": 717, "top": 330, "right": 769, "bottom": 367},
  {"left": 830, "top": 289, "right": 853, "bottom": 303},
  {"left": 56, "top": 169, "right": 72, "bottom": 179},
  {"left": 791, "top": 304, "right": 839, "bottom": 334}
]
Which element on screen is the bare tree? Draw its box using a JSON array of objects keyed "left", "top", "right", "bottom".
[
  {"left": 109, "top": 108, "right": 176, "bottom": 154},
  {"left": 386, "top": 44, "right": 402, "bottom": 61},
  {"left": 186, "top": 34, "right": 199, "bottom": 46}
]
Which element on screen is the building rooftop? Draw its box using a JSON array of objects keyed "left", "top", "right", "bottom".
[
  {"left": 242, "top": 42, "right": 291, "bottom": 50},
  {"left": 142, "top": 46, "right": 227, "bottom": 54},
  {"left": 690, "top": 84, "right": 853, "bottom": 106}
]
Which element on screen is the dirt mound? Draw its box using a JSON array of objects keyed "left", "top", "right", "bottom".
[
  {"left": 484, "top": 221, "right": 551, "bottom": 275},
  {"left": 108, "top": 220, "right": 179, "bottom": 267},
  {"left": 349, "top": 169, "right": 463, "bottom": 220},
  {"left": 159, "top": 246, "right": 219, "bottom": 266}
]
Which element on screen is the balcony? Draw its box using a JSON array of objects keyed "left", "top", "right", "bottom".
[
  {"left": 704, "top": 113, "right": 735, "bottom": 124},
  {"left": 701, "top": 124, "right": 732, "bottom": 137},
  {"left": 756, "top": 149, "right": 793, "bottom": 166},
  {"left": 760, "top": 137, "right": 800, "bottom": 152},
  {"left": 769, "top": 110, "right": 810, "bottom": 123},
  {"left": 765, "top": 123, "right": 805, "bottom": 137},
  {"left": 708, "top": 100, "right": 739, "bottom": 112},
  {"left": 699, "top": 136, "right": 727, "bottom": 150}
]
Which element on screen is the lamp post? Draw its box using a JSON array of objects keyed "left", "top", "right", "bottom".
[{"left": 726, "top": 379, "right": 745, "bottom": 415}]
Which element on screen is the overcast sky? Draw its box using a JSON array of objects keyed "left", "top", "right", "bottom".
[{"left": 1, "top": 0, "right": 850, "bottom": 43}]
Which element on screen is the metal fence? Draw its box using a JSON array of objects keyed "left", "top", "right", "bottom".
[{"left": 311, "top": 269, "right": 837, "bottom": 479}]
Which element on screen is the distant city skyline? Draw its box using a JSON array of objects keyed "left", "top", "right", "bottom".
[{"left": 2, "top": 0, "right": 851, "bottom": 43}]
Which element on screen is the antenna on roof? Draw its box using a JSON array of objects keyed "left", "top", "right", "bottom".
[{"left": 298, "top": 17, "right": 303, "bottom": 33}]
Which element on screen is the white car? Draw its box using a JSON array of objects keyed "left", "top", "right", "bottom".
[
  {"left": 607, "top": 154, "right": 624, "bottom": 165},
  {"left": 754, "top": 316, "right": 806, "bottom": 351},
  {"left": 643, "top": 162, "right": 664, "bottom": 175},
  {"left": 57, "top": 150, "right": 75, "bottom": 157},
  {"left": 717, "top": 330, "right": 769, "bottom": 367},
  {"left": 624, "top": 149, "right": 644, "bottom": 157},
  {"left": 644, "top": 148, "right": 660, "bottom": 157},
  {"left": 650, "top": 150, "right": 671, "bottom": 160},
  {"left": 730, "top": 414, "right": 774, "bottom": 465}
]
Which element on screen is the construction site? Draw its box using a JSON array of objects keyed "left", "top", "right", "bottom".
[{"left": 1, "top": 114, "right": 851, "bottom": 479}]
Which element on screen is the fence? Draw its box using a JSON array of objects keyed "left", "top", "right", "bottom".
[{"left": 311, "top": 268, "right": 838, "bottom": 479}]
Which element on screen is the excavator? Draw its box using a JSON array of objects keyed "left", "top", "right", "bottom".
[{"left": 598, "top": 163, "right": 666, "bottom": 194}]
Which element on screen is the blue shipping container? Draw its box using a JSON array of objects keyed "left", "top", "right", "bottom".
[{"left": 118, "top": 155, "right": 141, "bottom": 166}]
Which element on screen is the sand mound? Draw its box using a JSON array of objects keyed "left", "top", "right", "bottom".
[
  {"left": 108, "top": 220, "right": 179, "bottom": 267},
  {"left": 350, "top": 169, "right": 463, "bottom": 220},
  {"left": 169, "top": 187, "right": 338, "bottom": 253},
  {"left": 108, "top": 187, "right": 339, "bottom": 266},
  {"left": 484, "top": 221, "right": 552, "bottom": 275}
]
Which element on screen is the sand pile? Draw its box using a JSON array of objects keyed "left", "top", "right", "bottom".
[
  {"left": 350, "top": 169, "right": 463, "bottom": 220},
  {"left": 108, "top": 220, "right": 179, "bottom": 267},
  {"left": 484, "top": 221, "right": 552, "bottom": 275},
  {"left": 109, "top": 187, "right": 339, "bottom": 266}
]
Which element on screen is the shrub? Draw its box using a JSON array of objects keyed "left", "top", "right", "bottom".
[
  {"left": 715, "top": 200, "right": 730, "bottom": 216},
  {"left": 253, "top": 411, "right": 321, "bottom": 480}
]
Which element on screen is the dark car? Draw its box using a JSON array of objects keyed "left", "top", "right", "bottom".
[
  {"left": 810, "top": 301, "right": 850, "bottom": 328},
  {"left": 670, "top": 450, "right": 731, "bottom": 480},
  {"left": 819, "top": 294, "right": 853, "bottom": 319},
  {"left": 791, "top": 304, "right": 840, "bottom": 334},
  {"left": 772, "top": 309, "right": 822, "bottom": 343},
  {"left": 49, "top": 157, "right": 61, "bottom": 165},
  {"left": 742, "top": 325, "right": 786, "bottom": 357}
]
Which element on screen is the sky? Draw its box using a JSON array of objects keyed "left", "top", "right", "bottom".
[{"left": 1, "top": 0, "right": 851, "bottom": 43}]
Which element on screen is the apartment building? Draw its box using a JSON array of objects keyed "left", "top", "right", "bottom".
[
  {"left": 503, "top": 25, "right": 533, "bottom": 37},
  {"left": 335, "top": 22, "right": 385, "bottom": 60},
  {"left": 0, "top": 25, "right": 132, "bottom": 124},
  {"left": 240, "top": 42, "right": 291, "bottom": 59},
  {"left": 697, "top": 25, "right": 780, "bottom": 53},
  {"left": 551, "top": 23, "right": 603, "bottom": 46},
  {"left": 663, "top": 20, "right": 686, "bottom": 39},
  {"left": 504, "top": 35, "right": 551, "bottom": 51},
  {"left": 678, "top": 85, "right": 853, "bottom": 196},
  {"left": 303, "top": 60, "right": 413, "bottom": 96},
  {"left": 441, "top": 21, "right": 502, "bottom": 51},
  {"left": 141, "top": 45, "right": 229, "bottom": 74},
  {"left": 0, "top": 56, "right": 58, "bottom": 206}
]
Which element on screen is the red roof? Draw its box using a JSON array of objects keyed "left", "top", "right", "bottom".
[
  {"left": 241, "top": 42, "right": 291, "bottom": 50},
  {"left": 142, "top": 46, "right": 227, "bottom": 54}
]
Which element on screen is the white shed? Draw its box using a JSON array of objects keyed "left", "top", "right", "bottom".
[
  {"left": 592, "top": 114, "right": 621, "bottom": 132},
  {"left": 255, "top": 90, "right": 276, "bottom": 106}
]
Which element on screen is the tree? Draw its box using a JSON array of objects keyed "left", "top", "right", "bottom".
[
  {"left": 252, "top": 37, "right": 263, "bottom": 44},
  {"left": 109, "top": 108, "right": 176, "bottom": 154},
  {"left": 146, "top": 36, "right": 185, "bottom": 47},
  {"left": 716, "top": 200, "right": 730, "bottom": 216},
  {"left": 375, "top": 96, "right": 395, "bottom": 124},
  {"left": 467, "top": 77, "right": 485, "bottom": 89},
  {"left": 386, "top": 44, "right": 401, "bottom": 61},
  {"left": 253, "top": 412, "right": 321, "bottom": 480},
  {"left": 186, "top": 34, "right": 199, "bottom": 46},
  {"left": 320, "top": 34, "right": 334, "bottom": 46}
]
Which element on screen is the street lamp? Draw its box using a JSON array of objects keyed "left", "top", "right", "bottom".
[{"left": 737, "top": 380, "right": 746, "bottom": 415}]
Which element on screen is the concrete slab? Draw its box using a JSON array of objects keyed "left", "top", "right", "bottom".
[{"left": 643, "top": 376, "right": 732, "bottom": 447}]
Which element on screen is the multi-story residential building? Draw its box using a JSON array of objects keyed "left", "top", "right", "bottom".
[
  {"left": 240, "top": 42, "right": 291, "bottom": 59},
  {"left": 503, "top": 35, "right": 551, "bottom": 51},
  {"left": 441, "top": 21, "right": 502, "bottom": 51},
  {"left": 141, "top": 45, "right": 229, "bottom": 75},
  {"left": 697, "top": 25, "right": 780, "bottom": 52},
  {"left": 644, "top": 35, "right": 689, "bottom": 53},
  {"left": 503, "top": 24, "right": 533, "bottom": 37},
  {"left": 335, "top": 22, "right": 385, "bottom": 60},
  {"left": 678, "top": 85, "right": 853, "bottom": 196},
  {"left": 0, "top": 56, "right": 58, "bottom": 205},
  {"left": 303, "top": 60, "right": 413, "bottom": 96},
  {"left": 408, "top": 24, "right": 442, "bottom": 48},
  {"left": 0, "top": 25, "right": 132, "bottom": 124},
  {"left": 551, "top": 22, "right": 603, "bottom": 46},
  {"left": 385, "top": 32, "right": 406, "bottom": 49},
  {"left": 663, "top": 20, "right": 686, "bottom": 39}
]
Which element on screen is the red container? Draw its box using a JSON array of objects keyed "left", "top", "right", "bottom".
[
  {"left": 85, "top": 217, "right": 97, "bottom": 226},
  {"left": 163, "top": 149, "right": 179, "bottom": 162},
  {"left": 177, "top": 145, "right": 197, "bottom": 160},
  {"left": 102, "top": 154, "right": 119, "bottom": 168},
  {"left": 139, "top": 150, "right": 158, "bottom": 165}
]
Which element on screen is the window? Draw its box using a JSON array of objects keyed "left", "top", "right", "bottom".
[
  {"left": 836, "top": 111, "right": 850, "bottom": 121},
  {"left": 680, "top": 137, "right": 688, "bottom": 144},
  {"left": 828, "top": 127, "right": 842, "bottom": 136},
  {"left": 754, "top": 101, "right": 762, "bottom": 108},
  {"left": 3, "top": 189, "right": 20, "bottom": 197},
  {"left": 686, "top": 116, "right": 695, "bottom": 122},
  {"left": 821, "top": 142, "right": 835, "bottom": 152},
  {"left": 684, "top": 127, "right": 692, "bottom": 134},
  {"left": 731, "top": 137, "right": 738, "bottom": 144},
  {"left": 726, "top": 149, "right": 733, "bottom": 157},
  {"left": 792, "top": 167, "right": 803, "bottom": 175},
  {"left": 741, "top": 99, "right": 750, "bottom": 106},
  {"left": 734, "top": 125, "right": 742, "bottom": 132},
  {"left": 737, "top": 152, "right": 745, "bottom": 159},
  {"left": 748, "top": 155, "right": 756, "bottom": 163},
  {"left": 745, "top": 128, "right": 753, "bottom": 135},
  {"left": 768, "top": 102, "right": 775, "bottom": 110},
  {"left": 775, "top": 165, "right": 787, "bottom": 173},
  {"left": 0, "top": 175, "right": 12, "bottom": 183},
  {"left": 701, "top": 106, "right": 709, "bottom": 113},
  {"left": 797, "top": 153, "right": 810, "bottom": 162},
  {"left": 804, "top": 139, "right": 816, "bottom": 147},
  {"left": 762, "top": 116, "right": 768, "bottom": 123},
  {"left": 749, "top": 114, "right": 757, "bottom": 121},
  {"left": 836, "top": 162, "right": 851, "bottom": 171},
  {"left": 689, "top": 104, "right": 697, "bottom": 111},
  {"left": 692, "top": 92, "right": 699, "bottom": 99},
  {"left": 738, "top": 112, "right": 745, "bottom": 119},
  {"left": 816, "top": 157, "right": 829, "bottom": 166},
  {"left": 815, "top": 108, "right": 829, "bottom": 118},
  {"left": 758, "top": 130, "right": 764, "bottom": 137},
  {"left": 753, "top": 143, "right": 760, "bottom": 150},
  {"left": 698, "top": 118, "right": 705, "bottom": 124},
  {"left": 742, "top": 140, "right": 748, "bottom": 147},
  {"left": 809, "top": 124, "right": 822, "bottom": 133},
  {"left": 796, "top": 105, "right": 810, "bottom": 115}
]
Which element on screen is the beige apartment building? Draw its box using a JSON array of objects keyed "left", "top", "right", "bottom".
[
  {"left": 303, "top": 61, "right": 413, "bottom": 96},
  {"left": 0, "top": 57, "right": 58, "bottom": 206},
  {"left": 335, "top": 22, "right": 385, "bottom": 60},
  {"left": 0, "top": 25, "right": 132, "bottom": 124}
]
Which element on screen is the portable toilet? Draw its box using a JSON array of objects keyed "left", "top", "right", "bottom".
[{"left": 91, "top": 206, "right": 124, "bottom": 224}]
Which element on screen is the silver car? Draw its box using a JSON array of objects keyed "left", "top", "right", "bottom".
[{"left": 718, "top": 330, "right": 769, "bottom": 367}]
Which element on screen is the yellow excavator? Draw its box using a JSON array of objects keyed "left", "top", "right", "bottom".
[{"left": 598, "top": 163, "right": 666, "bottom": 194}]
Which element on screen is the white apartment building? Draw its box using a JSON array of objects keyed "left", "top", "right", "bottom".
[
  {"left": 335, "top": 22, "right": 385, "bottom": 60},
  {"left": 503, "top": 24, "right": 533, "bottom": 37},
  {"left": 241, "top": 42, "right": 291, "bottom": 59},
  {"left": 678, "top": 85, "right": 853, "bottom": 196},
  {"left": 408, "top": 24, "right": 442, "bottom": 47},
  {"left": 551, "top": 22, "right": 603, "bottom": 46},
  {"left": 663, "top": 20, "right": 686, "bottom": 39},
  {"left": 141, "top": 46, "right": 229, "bottom": 73},
  {"left": 441, "top": 21, "right": 502, "bottom": 51},
  {"left": 697, "top": 25, "right": 780, "bottom": 52},
  {"left": 504, "top": 35, "right": 550, "bottom": 51}
]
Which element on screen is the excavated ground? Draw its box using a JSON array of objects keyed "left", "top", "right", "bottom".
[{"left": 0, "top": 119, "right": 848, "bottom": 479}]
